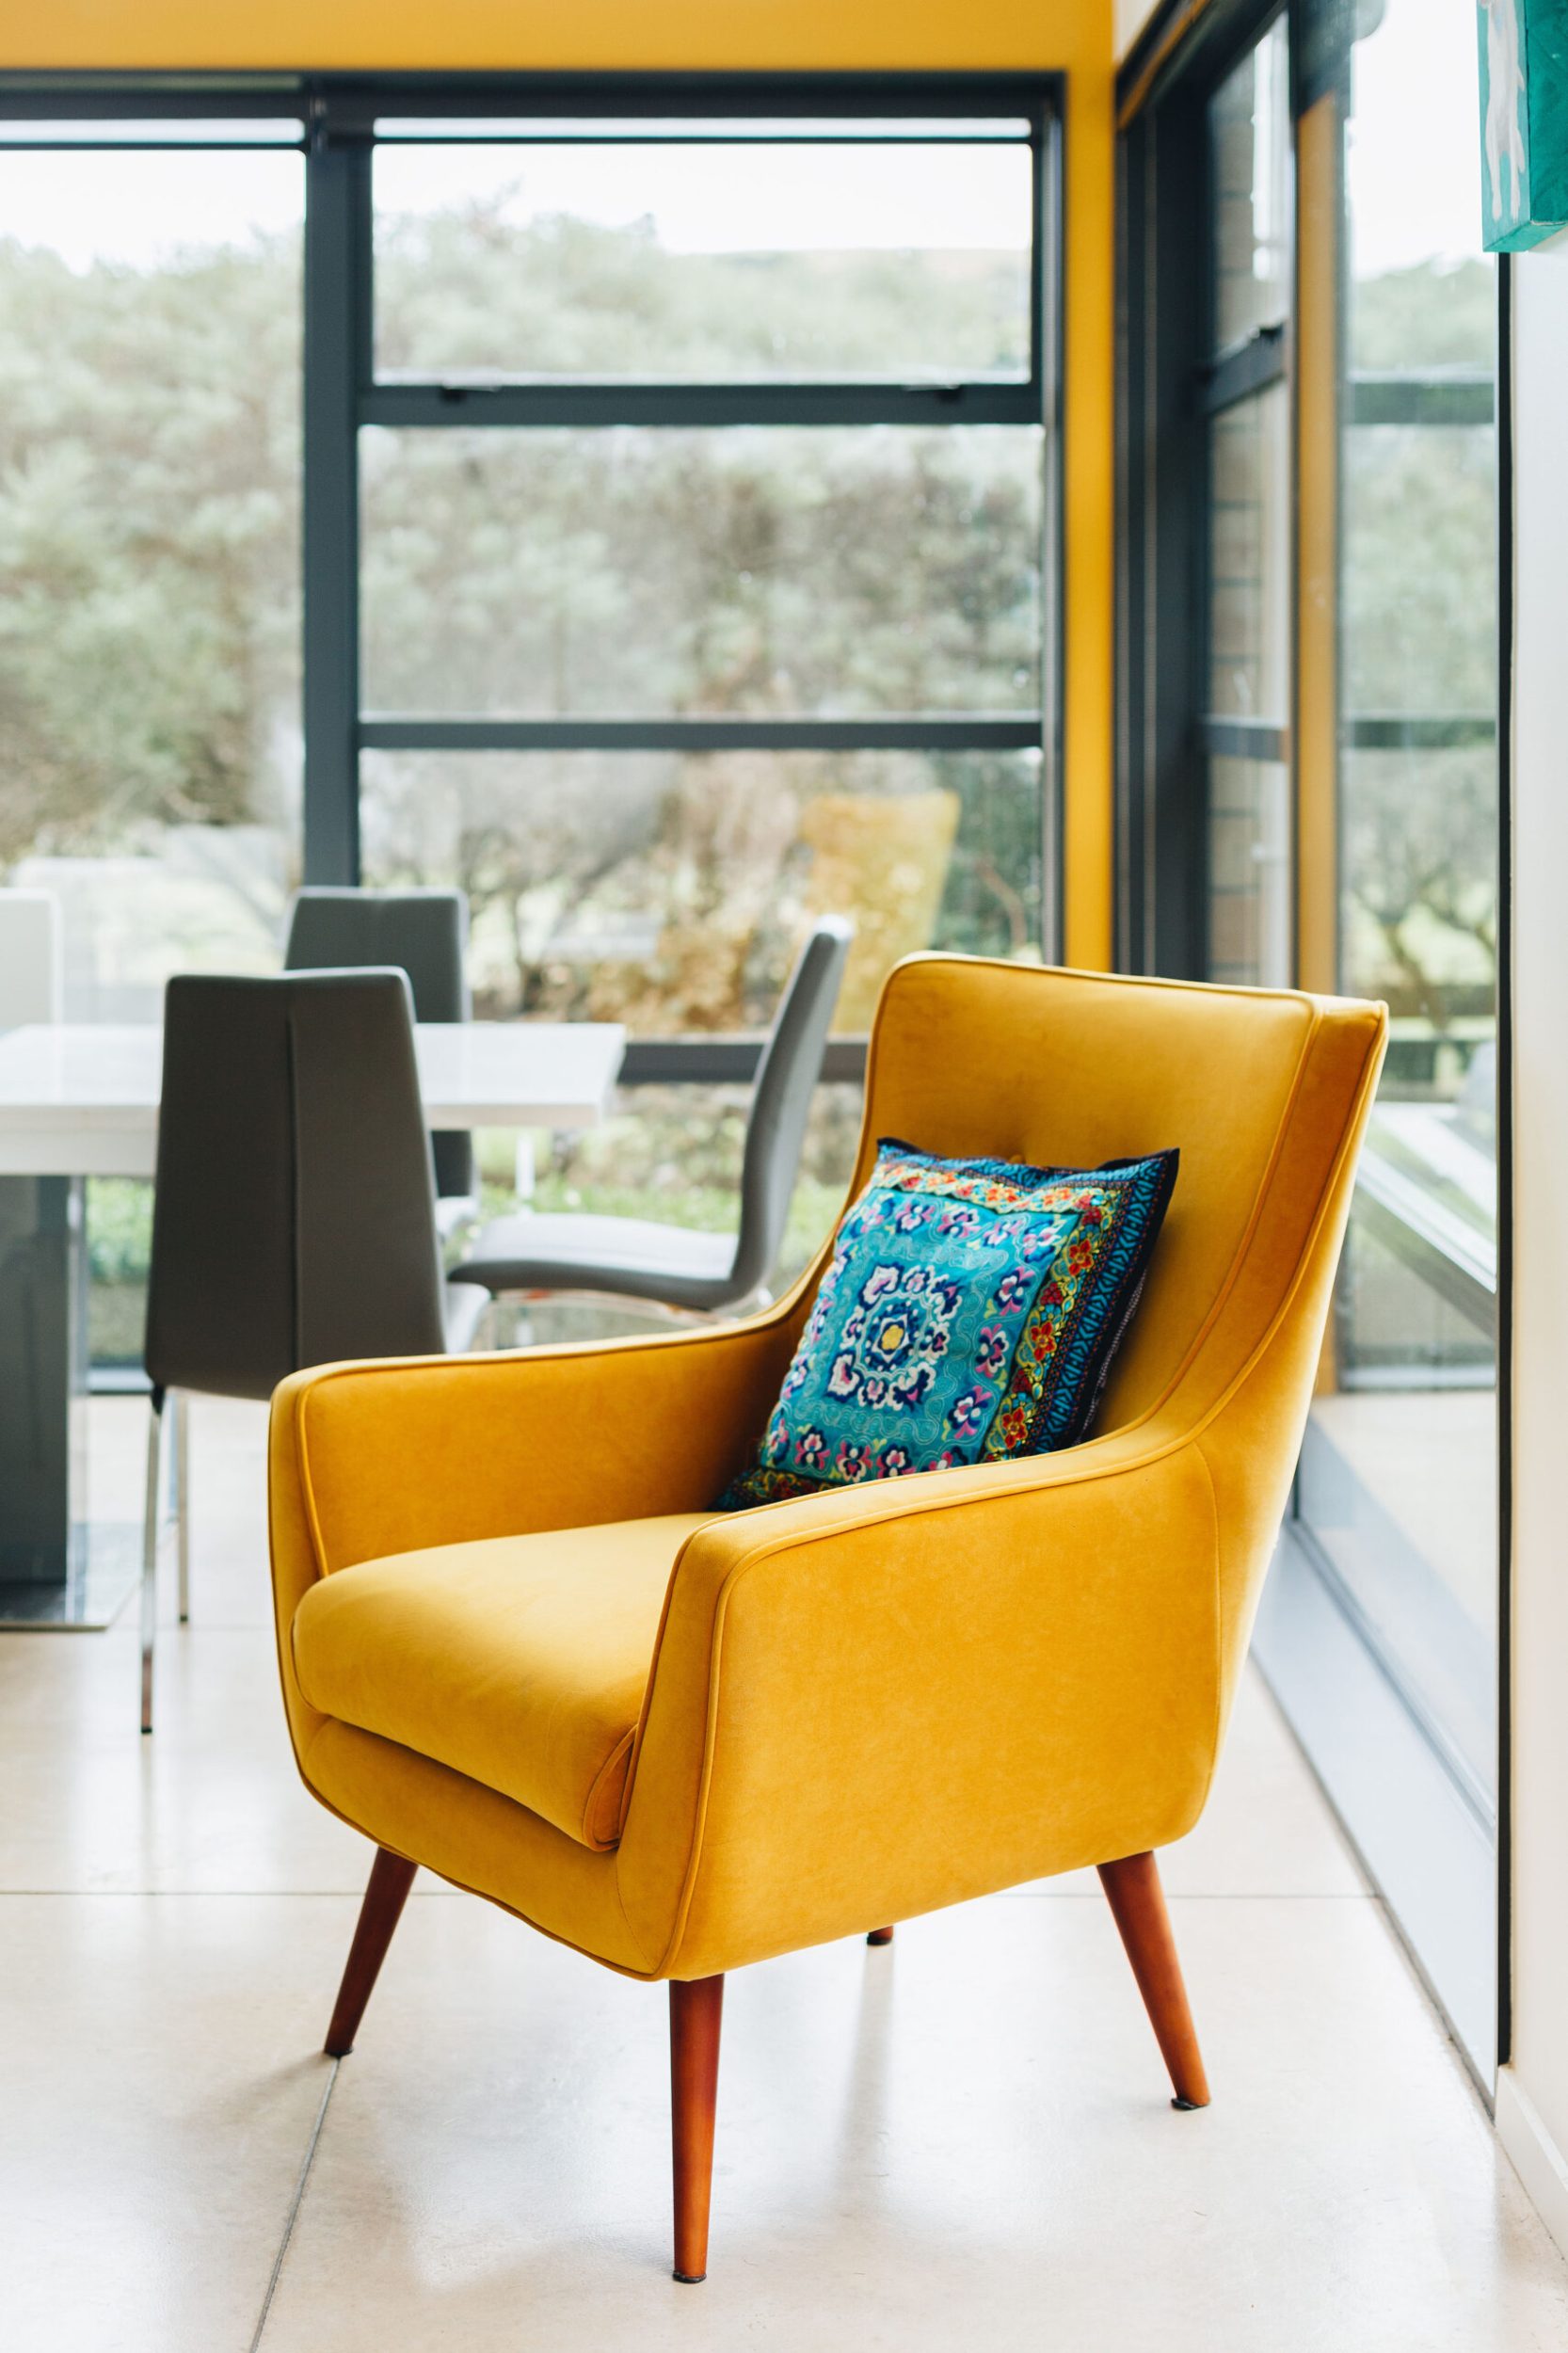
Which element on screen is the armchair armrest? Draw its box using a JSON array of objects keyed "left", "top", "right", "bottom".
[
  {"left": 616, "top": 1426, "right": 1224, "bottom": 1978},
  {"left": 268, "top": 1313, "right": 798, "bottom": 1608}
]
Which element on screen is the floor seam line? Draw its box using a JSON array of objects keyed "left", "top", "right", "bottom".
[{"left": 248, "top": 2056, "right": 338, "bottom": 2353}]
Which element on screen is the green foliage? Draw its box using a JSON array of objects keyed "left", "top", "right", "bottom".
[
  {"left": 376, "top": 205, "right": 1028, "bottom": 380},
  {"left": 1352, "top": 259, "right": 1496, "bottom": 372},
  {"left": 0, "top": 232, "right": 301, "bottom": 872},
  {"left": 85, "top": 1176, "right": 152, "bottom": 1285},
  {"left": 1338, "top": 262, "right": 1499, "bottom": 1020}
]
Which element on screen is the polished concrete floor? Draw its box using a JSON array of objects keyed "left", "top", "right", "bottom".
[{"left": 3, "top": 1397, "right": 1566, "bottom": 2352}]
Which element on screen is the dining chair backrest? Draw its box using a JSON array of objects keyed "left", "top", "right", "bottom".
[
  {"left": 0, "top": 889, "right": 63, "bottom": 1029},
  {"left": 729, "top": 917, "right": 854, "bottom": 1301},
  {"left": 144, "top": 970, "right": 447, "bottom": 1402},
  {"left": 284, "top": 888, "right": 473, "bottom": 1200}
]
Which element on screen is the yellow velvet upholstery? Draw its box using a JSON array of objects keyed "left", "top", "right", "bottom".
[
  {"left": 292, "top": 1514, "right": 712, "bottom": 1850},
  {"left": 268, "top": 958, "right": 1386, "bottom": 1984}
]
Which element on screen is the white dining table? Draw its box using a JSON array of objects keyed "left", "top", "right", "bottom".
[
  {"left": 0, "top": 1018, "right": 625, "bottom": 1627},
  {"left": 0, "top": 1019, "right": 625, "bottom": 1178}
]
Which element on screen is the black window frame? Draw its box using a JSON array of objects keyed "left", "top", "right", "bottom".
[
  {"left": 0, "top": 69, "right": 1065, "bottom": 1080},
  {"left": 1115, "top": 0, "right": 1292, "bottom": 981}
]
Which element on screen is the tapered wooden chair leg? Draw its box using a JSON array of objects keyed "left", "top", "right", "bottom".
[
  {"left": 325, "top": 1849, "right": 418, "bottom": 2057},
  {"left": 1097, "top": 1849, "right": 1211, "bottom": 2109},
  {"left": 669, "top": 1975, "right": 724, "bottom": 2282},
  {"left": 867, "top": 1926, "right": 894, "bottom": 1945}
]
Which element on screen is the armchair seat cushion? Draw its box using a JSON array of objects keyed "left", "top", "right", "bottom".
[{"left": 290, "top": 1512, "right": 713, "bottom": 1850}]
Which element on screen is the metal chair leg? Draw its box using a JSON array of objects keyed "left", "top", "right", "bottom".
[
  {"left": 140, "top": 1389, "right": 165, "bottom": 1736},
  {"left": 174, "top": 1389, "right": 191, "bottom": 1624}
]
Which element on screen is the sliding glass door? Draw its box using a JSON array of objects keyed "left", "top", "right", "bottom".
[
  {"left": 1117, "top": 0, "right": 1504, "bottom": 2085},
  {"left": 1286, "top": 0, "right": 1500, "bottom": 2073}
]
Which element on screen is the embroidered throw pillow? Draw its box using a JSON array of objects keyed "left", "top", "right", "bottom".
[{"left": 720, "top": 1139, "right": 1177, "bottom": 1511}]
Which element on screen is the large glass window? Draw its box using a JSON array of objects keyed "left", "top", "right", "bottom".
[
  {"left": 360, "top": 747, "right": 1041, "bottom": 1031},
  {"left": 0, "top": 82, "right": 1059, "bottom": 1360},
  {"left": 325, "top": 88, "right": 1058, "bottom": 1038},
  {"left": 1121, "top": 0, "right": 1503, "bottom": 2085},
  {"left": 372, "top": 126, "right": 1034, "bottom": 383},
  {"left": 0, "top": 121, "right": 305, "bottom": 1374},
  {"left": 1295, "top": 0, "right": 1498, "bottom": 1818},
  {"left": 359, "top": 425, "right": 1043, "bottom": 720},
  {"left": 0, "top": 128, "right": 303, "bottom": 1018}
]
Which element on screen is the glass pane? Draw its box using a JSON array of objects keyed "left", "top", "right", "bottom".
[
  {"left": 373, "top": 138, "right": 1032, "bottom": 381},
  {"left": 1208, "top": 15, "right": 1290, "bottom": 354},
  {"left": 0, "top": 147, "right": 303, "bottom": 1018},
  {"left": 1301, "top": 0, "right": 1497, "bottom": 1810},
  {"left": 1208, "top": 756, "right": 1291, "bottom": 987},
  {"left": 1208, "top": 383, "right": 1290, "bottom": 721},
  {"left": 360, "top": 426, "right": 1043, "bottom": 717},
  {"left": 360, "top": 748, "right": 1042, "bottom": 1031},
  {"left": 1343, "top": 426, "right": 1496, "bottom": 716}
]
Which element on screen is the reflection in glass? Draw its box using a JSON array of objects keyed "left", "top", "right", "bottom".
[
  {"left": 1208, "top": 17, "right": 1291, "bottom": 354},
  {"left": 360, "top": 748, "right": 1042, "bottom": 1031},
  {"left": 373, "top": 138, "right": 1032, "bottom": 382},
  {"left": 360, "top": 426, "right": 1043, "bottom": 718}
]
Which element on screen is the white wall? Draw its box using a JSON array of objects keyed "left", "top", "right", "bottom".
[
  {"left": 1499, "top": 226, "right": 1568, "bottom": 2260},
  {"left": 1115, "top": 0, "right": 1164, "bottom": 62}
]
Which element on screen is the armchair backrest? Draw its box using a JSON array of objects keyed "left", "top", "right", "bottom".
[{"left": 855, "top": 957, "right": 1386, "bottom": 1449}]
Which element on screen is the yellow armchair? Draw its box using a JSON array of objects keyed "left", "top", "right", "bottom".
[{"left": 268, "top": 956, "right": 1385, "bottom": 2281}]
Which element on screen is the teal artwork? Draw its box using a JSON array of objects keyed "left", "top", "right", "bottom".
[{"left": 1479, "top": 0, "right": 1568, "bottom": 249}]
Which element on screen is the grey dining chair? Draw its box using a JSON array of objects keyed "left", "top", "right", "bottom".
[
  {"left": 139, "top": 969, "right": 488, "bottom": 1733},
  {"left": 453, "top": 915, "right": 853, "bottom": 1316},
  {"left": 284, "top": 888, "right": 475, "bottom": 1218}
]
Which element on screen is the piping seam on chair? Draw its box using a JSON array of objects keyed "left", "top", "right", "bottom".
[{"left": 1191, "top": 1437, "right": 1226, "bottom": 1821}]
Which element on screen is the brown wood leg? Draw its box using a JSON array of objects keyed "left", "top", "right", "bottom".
[
  {"left": 669, "top": 1975, "right": 724, "bottom": 2282},
  {"left": 1096, "top": 1849, "right": 1211, "bottom": 2110},
  {"left": 866, "top": 1926, "right": 894, "bottom": 1945},
  {"left": 325, "top": 1849, "right": 418, "bottom": 2058}
]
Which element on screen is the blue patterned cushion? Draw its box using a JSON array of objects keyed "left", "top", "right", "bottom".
[{"left": 720, "top": 1139, "right": 1177, "bottom": 1511}]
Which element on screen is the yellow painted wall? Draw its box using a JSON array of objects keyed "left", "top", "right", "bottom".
[{"left": 4, "top": 2, "right": 1115, "bottom": 968}]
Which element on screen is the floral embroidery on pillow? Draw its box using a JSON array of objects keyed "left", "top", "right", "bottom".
[{"left": 719, "top": 1139, "right": 1177, "bottom": 1512}]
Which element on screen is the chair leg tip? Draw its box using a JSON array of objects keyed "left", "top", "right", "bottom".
[
  {"left": 1171, "top": 2094, "right": 1209, "bottom": 2111},
  {"left": 672, "top": 2270, "right": 706, "bottom": 2285},
  {"left": 866, "top": 1927, "right": 894, "bottom": 1945}
]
